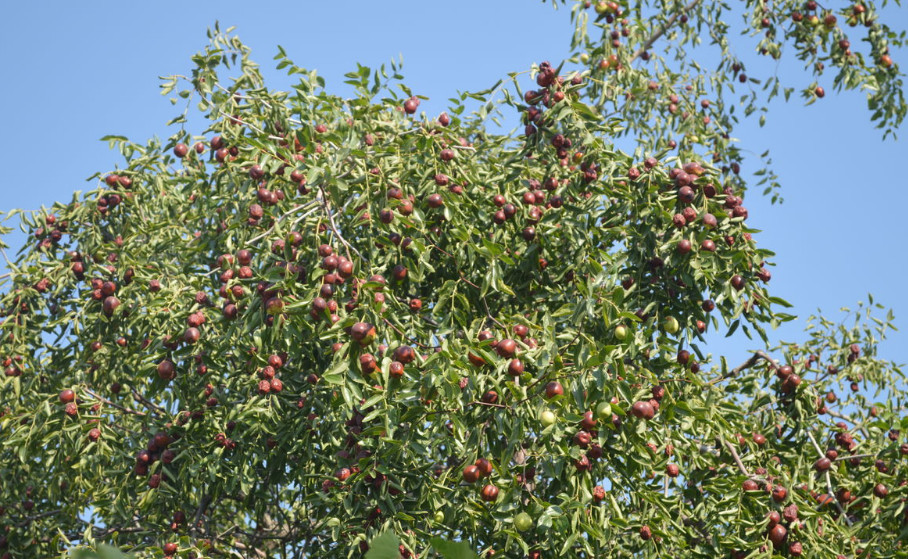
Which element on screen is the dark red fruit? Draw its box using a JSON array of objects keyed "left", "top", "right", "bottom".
[
  {"left": 392, "top": 345, "right": 416, "bottom": 365},
  {"left": 157, "top": 360, "right": 176, "bottom": 381},
  {"left": 496, "top": 339, "right": 517, "bottom": 358},
  {"left": 768, "top": 524, "right": 787, "bottom": 549},
  {"left": 629, "top": 401, "right": 655, "bottom": 419},
  {"left": 463, "top": 465, "right": 481, "bottom": 483},
  {"left": 544, "top": 381, "right": 564, "bottom": 399},
  {"left": 475, "top": 458, "right": 493, "bottom": 477},
  {"left": 480, "top": 484, "right": 499, "bottom": 502}
]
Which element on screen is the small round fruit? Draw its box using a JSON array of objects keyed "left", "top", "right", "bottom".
[
  {"left": 173, "top": 143, "right": 189, "bottom": 158},
  {"left": 463, "top": 465, "right": 481, "bottom": 483},
  {"left": 595, "top": 401, "right": 612, "bottom": 419},
  {"left": 496, "top": 338, "right": 518, "bottom": 358},
  {"left": 59, "top": 389, "right": 76, "bottom": 404},
  {"left": 350, "top": 322, "right": 377, "bottom": 346},
  {"left": 614, "top": 324, "right": 628, "bottom": 340},
  {"left": 663, "top": 316, "right": 680, "bottom": 334},
  {"left": 475, "top": 458, "right": 493, "bottom": 477},
  {"left": 630, "top": 400, "right": 655, "bottom": 419},
  {"left": 514, "top": 512, "right": 534, "bottom": 532},
  {"left": 434, "top": 511, "right": 445, "bottom": 523},
  {"left": 540, "top": 410, "right": 557, "bottom": 426},
  {"left": 480, "top": 484, "right": 499, "bottom": 502},
  {"left": 544, "top": 381, "right": 564, "bottom": 399},
  {"left": 768, "top": 524, "right": 787, "bottom": 549},
  {"left": 772, "top": 485, "right": 788, "bottom": 502}
]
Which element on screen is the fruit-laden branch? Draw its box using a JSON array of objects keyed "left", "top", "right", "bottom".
[
  {"left": 247, "top": 201, "right": 320, "bottom": 246},
  {"left": 806, "top": 431, "right": 853, "bottom": 525},
  {"left": 630, "top": 0, "right": 704, "bottom": 62},
  {"left": 825, "top": 407, "right": 871, "bottom": 439}
]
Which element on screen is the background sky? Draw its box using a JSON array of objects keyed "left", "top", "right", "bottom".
[{"left": 1, "top": 1, "right": 906, "bottom": 372}]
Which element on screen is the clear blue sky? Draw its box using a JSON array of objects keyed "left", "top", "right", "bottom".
[{"left": 1, "top": 1, "right": 906, "bottom": 370}]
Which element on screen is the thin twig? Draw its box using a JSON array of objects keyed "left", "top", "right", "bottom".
[
  {"left": 15, "top": 508, "right": 62, "bottom": 527},
  {"left": 317, "top": 185, "right": 363, "bottom": 263},
  {"left": 85, "top": 387, "right": 147, "bottom": 417},
  {"left": 381, "top": 317, "right": 431, "bottom": 350},
  {"left": 130, "top": 389, "right": 166, "bottom": 417},
  {"left": 834, "top": 453, "right": 874, "bottom": 462},
  {"left": 630, "top": 0, "right": 704, "bottom": 62},
  {"left": 711, "top": 350, "right": 776, "bottom": 384},
  {"left": 246, "top": 201, "right": 319, "bottom": 245}
]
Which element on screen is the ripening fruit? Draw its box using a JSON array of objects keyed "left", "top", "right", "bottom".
[
  {"left": 662, "top": 316, "right": 680, "bottom": 334},
  {"left": 540, "top": 410, "right": 557, "bottom": 426},
  {"left": 350, "top": 322, "right": 377, "bottom": 346}
]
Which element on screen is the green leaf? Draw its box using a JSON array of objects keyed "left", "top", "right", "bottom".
[
  {"left": 97, "top": 544, "right": 130, "bottom": 559},
  {"left": 430, "top": 537, "right": 480, "bottom": 559},
  {"left": 366, "top": 532, "right": 401, "bottom": 559}
]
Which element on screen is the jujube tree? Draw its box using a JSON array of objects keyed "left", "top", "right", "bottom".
[{"left": 0, "top": 1, "right": 906, "bottom": 558}]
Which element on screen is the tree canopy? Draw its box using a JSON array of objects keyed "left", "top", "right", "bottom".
[{"left": 0, "top": 1, "right": 906, "bottom": 558}]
